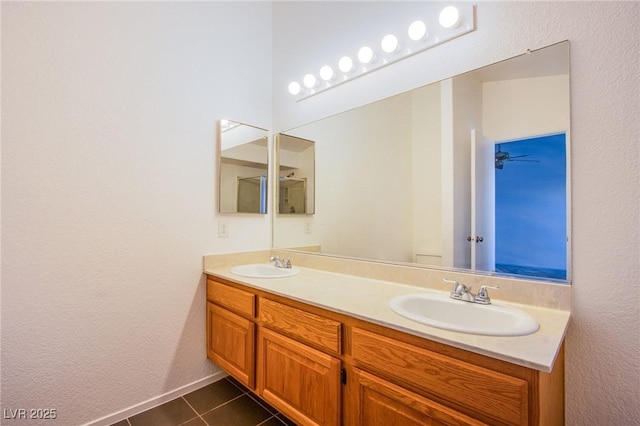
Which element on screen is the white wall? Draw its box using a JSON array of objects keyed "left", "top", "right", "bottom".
[
  {"left": 1, "top": 2, "right": 272, "bottom": 425},
  {"left": 483, "top": 75, "right": 570, "bottom": 141},
  {"left": 279, "top": 95, "right": 415, "bottom": 262},
  {"left": 410, "top": 84, "right": 442, "bottom": 262},
  {"left": 273, "top": 2, "right": 640, "bottom": 425}
]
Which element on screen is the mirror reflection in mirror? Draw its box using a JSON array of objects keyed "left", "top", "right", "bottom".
[
  {"left": 274, "top": 41, "right": 570, "bottom": 282},
  {"left": 218, "top": 120, "right": 269, "bottom": 214},
  {"left": 277, "top": 133, "right": 315, "bottom": 215}
]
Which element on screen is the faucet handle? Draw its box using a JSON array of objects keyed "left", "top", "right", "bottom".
[
  {"left": 475, "top": 285, "right": 499, "bottom": 304},
  {"left": 444, "top": 279, "right": 471, "bottom": 298}
]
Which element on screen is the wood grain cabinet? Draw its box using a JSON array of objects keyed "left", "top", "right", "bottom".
[
  {"left": 206, "top": 303, "right": 255, "bottom": 388},
  {"left": 206, "top": 281, "right": 256, "bottom": 388},
  {"left": 258, "top": 328, "right": 341, "bottom": 426},
  {"left": 257, "top": 298, "right": 342, "bottom": 425},
  {"left": 206, "top": 277, "right": 564, "bottom": 426},
  {"left": 348, "top": 368, "right": 486, "bottom": 426},
  {"left": 348, "top": 328, "right": 535, "bottom": 426}
]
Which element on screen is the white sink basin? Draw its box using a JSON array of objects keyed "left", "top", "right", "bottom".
[
  {"left": 230, "top": 264, "right": 300, "bottom": 279},
  {"left": 389, "top": 293, "right": 539, "bottom": 336}
]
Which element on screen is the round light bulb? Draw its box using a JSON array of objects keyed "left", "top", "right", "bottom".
[
  {"left": 319, "top": 65, "right": 334, "bottom": 81},
  {"left": 439, "top": 6, "right": 460, "bottom": 29},
  {"left": 381, "top": 34, "right": 399, "bottom": 53},
  {"left": 338, "top": 56, "right": 354, "bottom": 73},
  {"left": 288, "top": 81, "right": 301, "bottom": 95},
  {"left": 357, "top": 46, "right": 374, "bottom": 64},
  {"left": 408, "top": 20, "right": 427, "bottom": 41},
  {"left": 303, "top": 74, "right": 317, "bottom": 88}
]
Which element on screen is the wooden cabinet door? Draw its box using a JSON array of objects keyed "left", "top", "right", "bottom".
[
  {"left": 352, "top": 328, "right": 528, "bottom": 425},
  {"left": 258, "top": 328, "right": 340, "bottom": 426},
  {"left": 349, "top": 368, "right": 487, "bottom": 426},
  {"left": 207, "top": 302, "right": 255, "bottom": 388}
]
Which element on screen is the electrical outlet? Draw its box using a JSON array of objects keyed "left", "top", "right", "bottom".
[
  {"left": 218, "top": 220, "right": 229, "bottom": 238},
  {"left": 304, "top": 221, "right": 312, "bottom": 234}
]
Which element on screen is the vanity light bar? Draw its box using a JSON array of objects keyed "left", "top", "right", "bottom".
[{"left": 288, "top": 4, "right": 476, "bottom": 101}]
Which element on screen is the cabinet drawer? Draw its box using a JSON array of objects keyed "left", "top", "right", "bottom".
[
  {"left": 352, "top": 328, "right": 528, "bottom": 426},
  {"left": 259, "top": 298, "right": 341, "bottom": 354},
  {"left": 352, "top": 368, "right": 487, "bottom": 426},
  {"left": 207, "top": 279, "right": 255, "bottom": 317}
]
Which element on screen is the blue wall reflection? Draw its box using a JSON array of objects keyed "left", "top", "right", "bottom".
[{"left": 495, "top": 134, "right": 567, "bottom": 280}]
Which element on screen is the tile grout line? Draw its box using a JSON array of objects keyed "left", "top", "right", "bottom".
[
  {"left": 197, "top": 393, "right": 248, "bottom": 419},
  {"left": 179, "top": 396, "right": 208, "bottom": 426},
  {"left": 256, "top": 415, "right": 282, "bottom": 426},
  {"left": 246, "top": 393, "right": 280, "bottom": 417},
  {"left": 123, "top": 377, "right": 270, "bottom": 426},
  {"left": 170, "top": 377, "right": 252, "bottom": 426},
  {"left": 176, "top": 376, "right": 249, "bottom": 425},
  {"left": 224, "top": 377, "right": 293, "bottom": 425},
  {"left": 224, "top": 376, "right": 250, "bottom": 395}
]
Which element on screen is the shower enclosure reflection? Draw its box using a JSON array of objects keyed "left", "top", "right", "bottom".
[
  {"left": 277, "top": 133, "right": 315, "bottom": 215},
  {"left": 218, "top": 120, "right": 269, "bottom": 214}
]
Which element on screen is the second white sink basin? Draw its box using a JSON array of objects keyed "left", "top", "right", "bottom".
[
  {"left": 230, "top": 263, "right": 300, "bottom": 279},
  {"left": 389, "top": 293, "right": 539, "bottom": 336}
]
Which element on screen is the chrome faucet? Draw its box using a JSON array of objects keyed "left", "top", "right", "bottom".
[
  {"left": 474, "top": 285, "right": 499, "bottom": 305},
  {"left": 444, "top": 279, "right": 498, "bottom": 305},
  {"left": 269, "top": 256, "right": 292, "bottom": 269},
  {"left": 445, "top": 279, "right": 475, "bottom": 302}
]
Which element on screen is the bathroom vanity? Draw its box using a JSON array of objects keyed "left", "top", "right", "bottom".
[
  {"left": 204, "top": 259, "right": 568, "bottom": 426},
  {"left": 209, "top": 37, "right": 571, "bottom": 426}
]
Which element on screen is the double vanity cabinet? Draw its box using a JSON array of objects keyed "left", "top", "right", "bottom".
[{"left": 205, "top": 275, "right": 565, "bottom": 426}]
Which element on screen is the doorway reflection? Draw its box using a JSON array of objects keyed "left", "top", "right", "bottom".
[{"left": 494, "top": 134, "right": 567, "bottom": 279}]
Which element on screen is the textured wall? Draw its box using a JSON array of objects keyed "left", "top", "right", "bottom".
[
  {"left": 1, "top": 2, "right": 272, "bottom": 425},
  {"left": 273, "top": 2, "right": 639, "bottom": 425}
]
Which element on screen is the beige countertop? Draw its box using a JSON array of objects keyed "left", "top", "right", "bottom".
[{"left": 204, "top": 262, "right": 569, "bottom": 373}]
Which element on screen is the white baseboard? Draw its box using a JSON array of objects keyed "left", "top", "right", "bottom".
[{"left": 82, "top": 370, "right": 228, "bottom": 426}]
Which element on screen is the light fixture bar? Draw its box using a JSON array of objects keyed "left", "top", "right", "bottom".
[{"left": 290, "top": 4, "right": 476, "bottom": 102}]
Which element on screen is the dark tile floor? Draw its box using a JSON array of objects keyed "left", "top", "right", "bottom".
[{"left": 111, "top": 376, "right": 296, "bottom": 426}]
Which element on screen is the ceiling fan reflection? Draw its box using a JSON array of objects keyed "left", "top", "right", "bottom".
[{"left": 495, "top": 145, "right": 541, "bottom": 170}]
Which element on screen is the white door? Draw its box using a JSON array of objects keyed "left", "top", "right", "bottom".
[{"left": 470, "top": 130, "right": 495, "bottom": 271}]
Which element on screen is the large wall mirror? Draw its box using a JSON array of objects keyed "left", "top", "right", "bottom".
[
  {"left": 218, "top": 120, "right": 269, "bottom": 214},
  {"left": 274, "top": 41, "right": 571, "bottom": 283}
]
